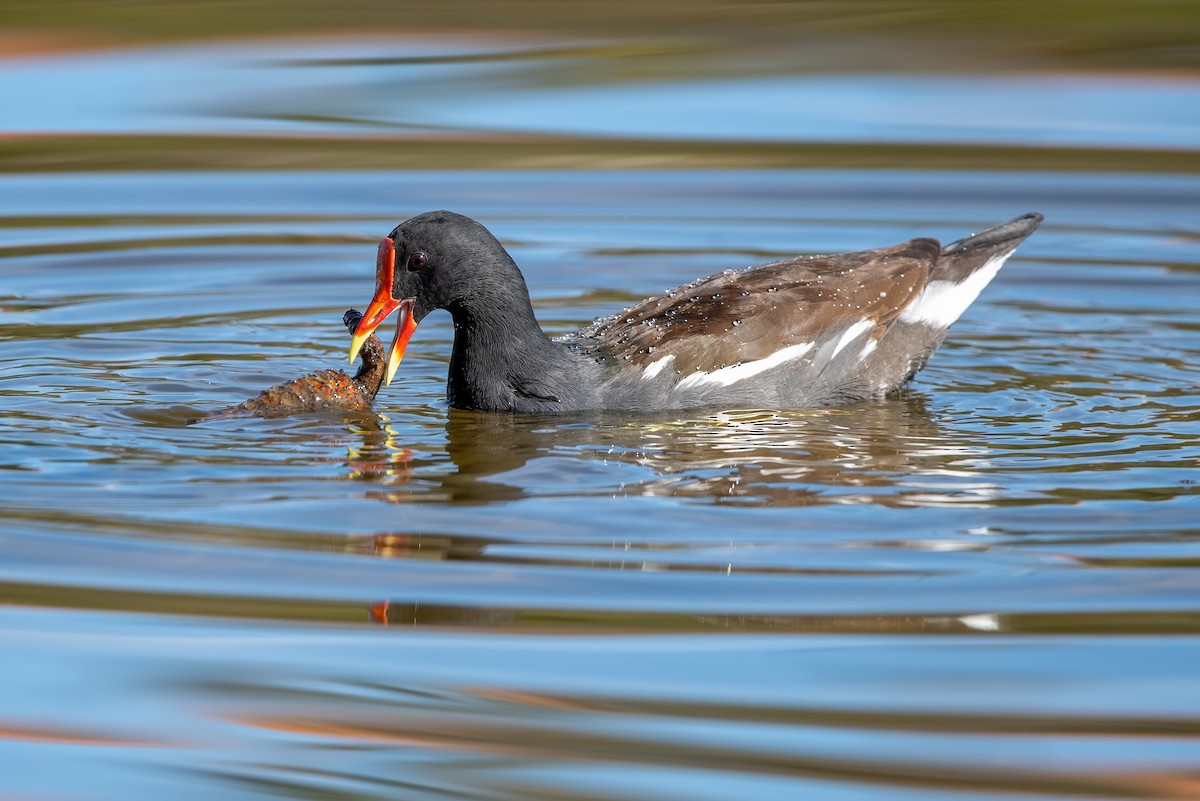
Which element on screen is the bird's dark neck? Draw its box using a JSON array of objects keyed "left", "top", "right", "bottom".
[{"left": 444, "top": 276, "right": 583, "bottom": 413}]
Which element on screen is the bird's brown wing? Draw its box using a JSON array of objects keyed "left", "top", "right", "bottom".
[{"left": 579, "top": 238, "right": 939, "bottom": 377}]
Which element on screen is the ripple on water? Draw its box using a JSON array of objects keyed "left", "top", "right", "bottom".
[{"left": 1, "top": 166, "right": 1199, "bottom": 801}]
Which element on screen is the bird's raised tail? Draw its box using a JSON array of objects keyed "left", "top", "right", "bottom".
[
  {"left": 899, "top": 212, "right": 1043, "bottom": 329},
  {"left": 943, "top": 212, "right": 1044, "bottom": 255}
]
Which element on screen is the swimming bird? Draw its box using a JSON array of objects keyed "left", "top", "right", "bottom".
[
  {"left": 196, "top": 309, "right": 385, "bottom": 422},
  {"left": 349, "top": 211, "right": 1042, "bottom": 414}
]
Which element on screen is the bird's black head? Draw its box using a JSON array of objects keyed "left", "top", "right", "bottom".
[
  {"left": 386, "top": 211, "right": 525, "bottom": 323},
  {"left": 348, "top": 211, "right": 531, "bottom": 387}
]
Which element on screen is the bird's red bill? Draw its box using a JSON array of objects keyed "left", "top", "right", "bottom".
[
  {"left": 349, "top": 238, "right": 419, "bottom": 385},
  {"left": 384, "top": 299, "right": 418, "bottom": 386}
]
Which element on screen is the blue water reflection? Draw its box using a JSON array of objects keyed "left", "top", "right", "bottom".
[
  {"left": 2, "top": 38, "right": 1199, "bottom": 148},
  {"left": 2, "top": 25, "right": 1200, "bottom": 801}
]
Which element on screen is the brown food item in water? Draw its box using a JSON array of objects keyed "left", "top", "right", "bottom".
[{"left": 195, "top": 309, "right": 384, "bottom": 422}]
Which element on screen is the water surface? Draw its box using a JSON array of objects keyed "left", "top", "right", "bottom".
[{"left": 2, "top": 30, "right": 1199, "bottom": 801}]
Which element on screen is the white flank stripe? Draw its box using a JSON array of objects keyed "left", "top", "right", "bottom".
[
  {"left": 675, "top": 342, "right": 814, "bottom": 390},
  {"left": 829, "top": 318, "right": 872, "bottom": 359},
  {"left": 899, "top": 251, "right": 1012, "bottom": 328},
  {"left": 641, "top": 354, "right": 675, "bottom": 380},
  {"left": 857, "top": 337, "right": 878, "bottom": 362}
]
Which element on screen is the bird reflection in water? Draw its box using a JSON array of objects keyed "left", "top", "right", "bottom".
[
  {"left": 343, "top": 417, "right": 413, "bottom": 486},
  {"left": 346, "top": 392, "right": 999, "bottom": 509},
  {"left": 347, "top": 394, "right": 1004, "bottom": 631}
]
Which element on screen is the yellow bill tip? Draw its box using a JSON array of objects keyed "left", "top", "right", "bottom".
[
  {"left": 384, "top": 341, "right": 403, "bottom": 387},
  {"left": 349, "top": 331, "right": 370, "bottom": 365}
]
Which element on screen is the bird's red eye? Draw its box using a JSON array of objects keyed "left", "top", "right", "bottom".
[{"left": 407, "top": 251, "right": 428, "bottom": 271}]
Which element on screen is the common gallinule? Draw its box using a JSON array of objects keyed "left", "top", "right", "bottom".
[{"left": 349, "top": 212, "right": 1042, "bottom": 413}]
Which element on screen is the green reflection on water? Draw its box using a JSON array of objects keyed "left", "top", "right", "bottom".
[{"left": 7, "top": 0, "right": 1200, "bottom": 74}]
